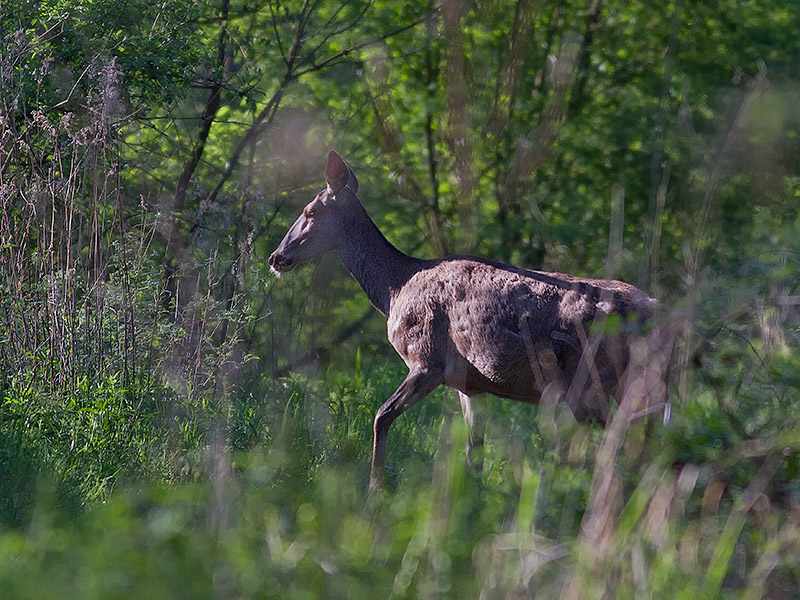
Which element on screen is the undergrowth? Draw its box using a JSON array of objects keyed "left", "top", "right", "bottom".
[
  {"left": 1, "top": 342, "right": 800, "bottom": 598},
  {"left": 2, "top": 7, "right": 799, "bottom": 597}
]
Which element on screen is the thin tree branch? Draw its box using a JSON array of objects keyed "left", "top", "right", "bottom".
[
  {"left": 203, "top": 8, "right": 438, "bottom": 209},
  {"left": 203, "top": 84, "right": 289, "bottom": 208},
  {"left": 162, "top": 0, "right": 230, "bottom": 311},
  {"left": 565, "top": 0, "right": 603, "bottom": 119},
  {"left": 173, "top": 0, "right": 231, "bottom": 214},
  {"left": 268, "top": 0, "right": 289, "bottom": 66},
  {"left": 293, "top": 9, "right": 438, "bottom": 77},
  {"left": 302, "top": 0, "right": 372, "bottom": 62}
]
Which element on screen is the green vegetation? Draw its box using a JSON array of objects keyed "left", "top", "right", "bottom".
[{"left": 1, "top": 0, "right": 799, "bottom": 596}]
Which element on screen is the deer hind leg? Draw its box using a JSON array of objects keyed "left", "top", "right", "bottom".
[
  {"left": 370, "top": 367, "right": 444, "bottom": 491},
  {"left": 458, "top": 392, "right": 487, "bottom": 471},
  {"left": 563, "top": 349, "right": 611, "bottom": 426}
]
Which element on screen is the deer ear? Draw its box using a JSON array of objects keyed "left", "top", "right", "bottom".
[{"left": 326, "top": 151, "right": 350, "bottom": 193}]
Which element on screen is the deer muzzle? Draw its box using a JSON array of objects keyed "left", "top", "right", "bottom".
[{"left": 269, "top": 251, "right": 295, "bottom": 275}]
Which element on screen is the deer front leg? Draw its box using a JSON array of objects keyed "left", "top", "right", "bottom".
[
  {"left": 458, "top": 392, "right": 487, "bottom": 471},
  {"left": 370, "top": 367, "right": 444, "bottom": 491}
]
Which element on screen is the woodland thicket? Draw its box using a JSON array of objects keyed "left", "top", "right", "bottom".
[{"left": 1, "top": 1, "right": 799, "bottom": 597}]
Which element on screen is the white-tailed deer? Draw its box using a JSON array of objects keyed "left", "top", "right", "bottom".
[{"left": 270, "top": 151, "right": 669, "bottom": 490}]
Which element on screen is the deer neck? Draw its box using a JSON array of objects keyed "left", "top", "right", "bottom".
[{"left": 336, "top": 200, "right": 418, "bottom": 316}]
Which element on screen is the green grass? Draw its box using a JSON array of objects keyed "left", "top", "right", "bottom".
[{"left": 2, "top": 351, "right": 800, "bottom": 598}]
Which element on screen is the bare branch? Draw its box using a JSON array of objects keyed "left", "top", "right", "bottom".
[
  {"left": 303, "top": 0, "right": 351, "bottom": 42},
  {"left": 268, "top": 0, "right": 289, "bottom": 66},
  {"left": 172, "top": 0, "right": 230, "bottom": 216},
  {"left": 301, "top": 0, "right": 373, "bottom": 63},
  {"left": 294, "top": 9, "right": 437, "bottom": 77},
  {"left": 202, "top": 8, "right": 437, "bottom": 209},
  {"left": 203, "top": 85, "right": 288, "bottom": 210}
]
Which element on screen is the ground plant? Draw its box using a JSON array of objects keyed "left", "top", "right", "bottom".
[{"left": 1, "top": 0, "right": 799, "bottom": 597}]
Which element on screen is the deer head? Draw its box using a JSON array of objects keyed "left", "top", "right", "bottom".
[{"left": 269, "top": 151, "right": 359, "bottom": 276}]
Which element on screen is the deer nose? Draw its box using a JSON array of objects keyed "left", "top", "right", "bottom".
[{"left": 269, "top": 251, "right": 294, "bottom": 273}]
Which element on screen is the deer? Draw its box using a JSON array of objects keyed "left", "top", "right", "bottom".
[{"left": 270, "top": 151, "right": 670, "bottom": 490}]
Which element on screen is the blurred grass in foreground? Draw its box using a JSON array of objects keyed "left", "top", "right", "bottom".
[{"left": 2, "top": 356, "right": 800, "bottom": 599}]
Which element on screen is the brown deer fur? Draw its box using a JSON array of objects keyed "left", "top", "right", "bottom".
[{"left": 270, "top": 151, "right": 668, "bottom": 489}]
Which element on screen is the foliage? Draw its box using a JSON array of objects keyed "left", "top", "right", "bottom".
[
  {"left": 1, "top": 0, "right": 800, "bottom": 596},
  {"left": 1, "top": 363, "right": 800, "bottom": 597}
]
